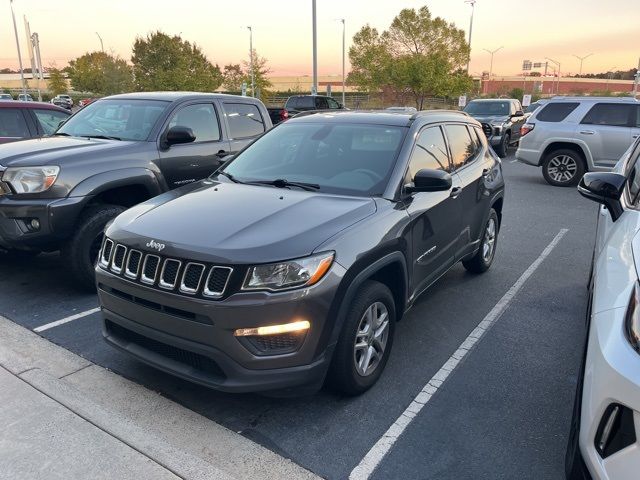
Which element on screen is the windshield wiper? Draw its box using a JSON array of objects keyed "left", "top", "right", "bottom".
[
  {"left": 52, "top": 132, "right": 70, "bottom": 136},
  {"left": 245, "top": 178, "right": 320, "bottom": 191},
  {"left": 78, "top": 134, "right": 122, "bottom": 141},
  {"left": 217, "top": 171, "right": 242, "bottom": 183}
]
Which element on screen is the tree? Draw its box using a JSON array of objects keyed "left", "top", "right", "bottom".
[
  {"left": 243, "top": 49, "right": 273, "bottom": 98},
  {"left": 348, "top": 6, "right": 472, "bottom": 109},
  {"left": 47, "top": 67, "right": 67, "bottom": 95},
  {"left": 222, "top": 64, "right": 245, "bottom": 92},
  {"left": 131, "top": 31, "right": 223, "bottom": 92},
  {"left": 67, "top": 52, "right": 133, "bottom": 95}
]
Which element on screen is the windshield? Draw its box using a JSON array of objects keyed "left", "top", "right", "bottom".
[
  {"left": 221, "top": 122, "right": 406, "bottom": 196},
  {"left": 57, "top": 99, "right": 168, "bottom": 141},
  {"left": 464, "top": 101, "right": 510, "bottom": 116}
]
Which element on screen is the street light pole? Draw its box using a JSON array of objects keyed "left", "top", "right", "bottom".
[
  {"left": 572, "top": 53, "right": 593, "bottom": 76},
  {"left": 95, "top": 32, "right": 104, "bottom": 52},
  {"left": 545, "top": 57, "right": 561, "bottom": 94},
  {"left": 606, "top": 66, "right": 617, "bottom": 91},
  {"left": 312, "top": 0, "right": 318, "bottom": 95},
  {"left": 9, "top": 0, "right": 27, "bottom": 96},
  {"left": 247, "top": 26, "right": 255, "bottom": 98},
  {"left": 483, "top": 46, "right": 503, "bottom": 78},
  {"left": 465, "top": 0, "right": 476, "bottom": 74},
  {"left": 341, "top": 18, "right": 345, "bottom": 105}
]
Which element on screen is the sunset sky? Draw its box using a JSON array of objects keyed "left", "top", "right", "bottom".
[{"left": 2, "top": 0, "right": 638, "bottom": 77}]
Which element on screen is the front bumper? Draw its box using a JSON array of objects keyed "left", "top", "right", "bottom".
[
  {"left": 580, "top": 307, "right": 640, "bottom": 479},
  {"left": 97, "top": 263, "right": 346, "bottom": 393},
  {"left": 0, "top": 195, "right": 86, "bottom": 250}
]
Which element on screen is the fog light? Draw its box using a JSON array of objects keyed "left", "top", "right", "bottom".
[
  {"left": 234, "top": 320, "right": 310, "bottom": 337},
  {"left": 30, "top": 218, "right": 40, "bottom": 230}
]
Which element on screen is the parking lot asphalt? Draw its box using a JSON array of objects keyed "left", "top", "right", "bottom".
[{"left": 0, "top": 151, "right": 595, "bottom": 480}]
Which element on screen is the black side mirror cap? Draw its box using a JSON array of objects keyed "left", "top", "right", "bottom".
[
  {"left": 406, "top": 169, "right": 453, "bottom": 194},
  {"left": 578, "top": 172, "right": 626, "bottom": 221},
  {"left": 512, "top": 111, "right": 524, "bottom": 117},
  {"left": 165, "top": 126, "right": 196, "bottom": 147}
]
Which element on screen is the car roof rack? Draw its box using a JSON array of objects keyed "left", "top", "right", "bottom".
[
  {"left": 549, "top": 95, "right": 639, "bottom": 102},
  {"left": 409, "top": 110, "right": 470, "bottom": 121}
]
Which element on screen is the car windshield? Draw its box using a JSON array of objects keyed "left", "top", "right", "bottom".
[
  {"left": 464, "top": 101, "right": 510, "bottom": 116},
  {"left": 220, "top": 122, "right": 407, "bottom": 196},
  {"left": 56, "top": 99, "right": 168, "bottom": 141}
]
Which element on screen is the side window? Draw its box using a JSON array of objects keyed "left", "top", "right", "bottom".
[
  {"left": 635, "top": 105, "right": 640, "bottom": 128},
  {"left": 223, "top": 103, "right": 265, "bottom": 139},
  {"left": 168, "top": 104, "right": 220, "bottom": 143},
  {"left": 408, "top": 126, "right": 450, "bottom": 178},
  {"left": 327, "top": 98, "right": 341, "bottom": 109},
  {"left": 581, "top": 103, "right": 634, "bottom": 127},
  {"left": 316, "top": 97, "right": 329, "bottom": 109},
  {"left": 300, "top": 97, "right": 315, "bottom": 109},
  {"left": 287, "top": 97, "right": 298, "bottom": 109},
  {"left": 536, "top": 103, "right": 580, "bottom": 122},
  {"left": 33, "top": 109, "right": 69, "bottom": 135},
  {"left": 0, "top": 108, "right": 29, "bottom": 138},
  {"left": 444, "top": 124, "right": 476, "bottom": 170},
  {"left": 626, "top": 142, "right": 640, "bottom": 205}
]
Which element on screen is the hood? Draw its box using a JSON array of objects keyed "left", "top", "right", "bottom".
[
  {"left": 0, "top": 136, "right": 138, "bottom": 168},
  {"left": 467, "top": 114, "right": 510, "bottom": 124},
  {"left": 107, "top": 180, "right": 377, "bottom": 264}
]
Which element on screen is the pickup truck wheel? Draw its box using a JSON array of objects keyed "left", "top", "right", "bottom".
[
  {"left": 542, "top": 149, "right": 585, "bottom": 187},
  {"left": 62, "top": 204, "right": 125, "bottom": 291},
  {"left": 494, "top": 132, "right": 510, "bottom": 158},
  {"left": 328, "top": 280, "right": 396, "bottom": 396},
  {"left": 463, "top": 209, "right": 499, "bottom": 274}
]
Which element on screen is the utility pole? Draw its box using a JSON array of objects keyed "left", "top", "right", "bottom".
[
  {"left": 247, "top": 26, "right": 255, "bottom": 98},
  {"left": 545, "top": 57, "right": 561, "bottom": 95},
  {"left": 10, "top": 0, "right": 27, "bottom": 96},
  {"left": 95, "top": 32, "right": 103, "bottom": 52},
  {"left": 483, "top": 46, "right": 503, "bottom": 78},
  {"left": 465, "top": 0, "right": 476, "bottom": 73},
  {"left": 606, "top": 66, "right": 617, "bottom": 92},
  {"left": 633, "top": 58, "right": 640, "bottom": 99},
  {"left": 341, "top": 18, "right": 346, "bottom": 106},
  {"left": 572, "top": 53, "right": 593, "bottom": 77},
  {"left": 312, "top": 0, "right": 318, "bottom": 95}
]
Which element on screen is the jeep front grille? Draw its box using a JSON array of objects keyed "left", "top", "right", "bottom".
[{"left": 99, "top": 239, "right": 233, "bottom": 299}]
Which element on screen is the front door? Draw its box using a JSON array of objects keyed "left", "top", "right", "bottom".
[
  {"left": 579, "top": 103, "right": 635, "bottom": 167},
  {"left": 158, "top": 103, "right": 230, "bottom": 188},
  {"left": 405, "top": 125, "right": 463, "bottom": 298}
]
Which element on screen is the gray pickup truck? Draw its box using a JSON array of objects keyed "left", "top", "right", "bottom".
[
  {"left": 0, "top": 92, "right": 272, "bottom": 288},
  {"left": 463, "top": 98, "right": 526, "bottom": 157}
]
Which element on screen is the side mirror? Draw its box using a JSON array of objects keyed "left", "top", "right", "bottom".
[
  {"left": 512, "top": 110, "right": 524, "bottom": 117},
  {"left": 406, "top": 169, "right": 452, "bottom": 194},
  {"left": 165, "top": 126, "right": 196, "bottom": 147},
  {"left": 578, "top": 172, "right": 626, "bottom": 221}
]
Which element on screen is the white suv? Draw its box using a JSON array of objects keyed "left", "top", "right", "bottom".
[
  {"left": 566, "top": 138, "right": 640, "bottom": 479},
  {"left": 516, "top": 97, "right": 640, "bottom": 187}
]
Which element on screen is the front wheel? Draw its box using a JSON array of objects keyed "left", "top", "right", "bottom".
[
  {"left": 328, "top": 281, "right": 396, "bottom": 395},
  {"left": 542, "top": 149, "right": 585, "bottom": 187},
  {"left": 463, "top": 209, "right": 499, "bottom": 274},
  {"left": 494, "top": 132, "right": 510, "bottom": 158}
]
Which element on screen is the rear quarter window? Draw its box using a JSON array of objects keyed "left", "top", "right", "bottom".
[{"left": 535, "top": 103, "right": 580, "bottom": 122}]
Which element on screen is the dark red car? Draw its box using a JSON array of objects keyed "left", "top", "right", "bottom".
[{"left": 0, "top": 101, "right": 71, "bottom": 144}]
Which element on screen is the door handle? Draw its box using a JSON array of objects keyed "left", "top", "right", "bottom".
[
  {"left": 450, "top": 187, "right": 462, "bottom": 198},
  {"left": 579, "top": 130, "right": 595, "bottom": 135}
]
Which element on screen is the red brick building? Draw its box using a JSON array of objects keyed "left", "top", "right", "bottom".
[{"left": 480, "top": 76, "right": 636, "bottom": 96}]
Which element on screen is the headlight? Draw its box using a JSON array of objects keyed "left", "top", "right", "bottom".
[
  {"left": 2, "top": 166, "right": 60, "bottom": 194},
  {"left": 625, "top": 282, "right": 640, "bottom": 353},
  {"left": 243, "top": 252, "right": 334, "bottom": 291},
  {"left": 491, "top": 122, "right": 504, "bottom": 132}
]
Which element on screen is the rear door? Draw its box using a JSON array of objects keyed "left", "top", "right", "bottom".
[
  {"left": 221, "top": 101, "right": 268, "bottom": 154},
  {"left": 0, "top": 108, "right": 32, "bottom": 143},
  {"left": 579, "top": 103, "right": 635, "bottom": 167},
  {"left": 29, "top": 108, "right": 70, "bottom": 136},
  {"left": 405, "top": 125, "right": 463, "bottom": 297},
  {"left": 632, "top": 105, "right": 640, "bottom": 145},
  {"left": 158, "top": 102, "right": 230, "bottom": 188}
]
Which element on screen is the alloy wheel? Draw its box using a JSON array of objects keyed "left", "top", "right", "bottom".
[
  {"left": 353, "top": 301, "right": 389, "bottom": 377},
  {"left": 547, "top": 155, "right": 578, "bottom": 183},
  {"left": 482, "top": 218, "right": 497, "bottom": 263}
]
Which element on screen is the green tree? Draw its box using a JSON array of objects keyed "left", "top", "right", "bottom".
[
  {"left": 222, "top": 64, "right": 245, "bottom": 92},
  {"left": 131, "top": 31, "right": 223, "bottom": 92},
  {"left": 348, "top": 6, "right": 472, "bottom": 109},
  {"left": 243, "top": 49, "right": 273, "bottom": 98},
  {"left": 47, "top": 67, "right": 68, "bottom": 95},
  {"left": 67, "top": 52, "right": 133, "bottom": 95}
]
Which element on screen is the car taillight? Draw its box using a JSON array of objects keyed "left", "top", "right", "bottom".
[
  {"left": 280, "top": 109, "right": 289, "bottom": 121},
  {"left": 521, "top": 123, "right": 535, "bottom": 137}
]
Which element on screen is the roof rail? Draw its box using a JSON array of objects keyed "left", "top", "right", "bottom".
[{"left": 409, "top": 110, "right": 469, "bottom": 121}]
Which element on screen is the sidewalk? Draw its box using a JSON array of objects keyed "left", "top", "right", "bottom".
[{"left": 0, "top": 315, "right": 319, "bottom": 480}]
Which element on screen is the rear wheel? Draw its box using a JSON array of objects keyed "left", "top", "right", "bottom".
[
  {"left": 463, "top": 209, "right": 499, "bottom": 274},
  {"left": 542, "top": 149, "right": 585, "bottom": 187},
  {"left": 62, "top": 204, "right": 125, "bottom": 291}
]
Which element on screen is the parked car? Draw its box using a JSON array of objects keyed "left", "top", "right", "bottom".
[
  {"left": 267, "top": 95, "right": 346, "bottom": 125},
  {"left": 17, "top": 93, "right": 34, "bottom": 102},
  {"left": 0, "top": 94, "right": 13, "bottom": 101},
  {"left": 463, "top": 98, "right": 526, "bottom": 158},
  {"left": 266, "top": 107, "right": 289, "bottom": 125},
  {"left": 525, "top": 99, "right": 547, "bottom": 114},
  {"left": 96, "top": 110, "right": 505, "bottom": 395},
  {"left": 78, "top": 97, "right": 97, "bottom": 108},
  {"left": 566, "top": 137, "right": 640, "bottom": 480},
  {"left": 386, "top": 106, "right": 418, "bottom": 113},
  {"left": 51, "top": 95, "right": 72, "bottom": 110},
  {"left": 516, "top": 97, "right": 640, "bottom": 187},
  {"left": 0, "top": 100, "right": 70, "bottom": 144},
  {"left": 0, "top": 92, "right": 272, "bottom": 287}
]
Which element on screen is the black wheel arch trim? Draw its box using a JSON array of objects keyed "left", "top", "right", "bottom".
[{"left": 69, "top": 167, "right": 164, "bottom": 199}]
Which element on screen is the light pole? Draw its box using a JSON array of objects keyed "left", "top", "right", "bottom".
[
  {"left": 545, "top": 57, "right": 561, "bottom": 95},
  {"left": 465, "top": 0, "right": 476, "bottom": 74},
  {"left": 483, "top": 46, "right": 503, "bottom": 78},
  {"left": 572, "top": 53, "right": 593, "bottom": 77},
  {"left": 606, "top": 66, "right": 617, "bottom": 91},
  {"left": 340, "top": 18, "right": 345, "bottom": 105},
  {"left": 9, "top": 0, "right": 27, "bottom": 96},
  {"left": 95, "top": 32, "right": 104, "bottom": 52},
  {"left": 312, "top": 0, "right": 318, "bottom": 95},
  {"left": 247, "top": 26, "right": 255, "bottom": 98}
]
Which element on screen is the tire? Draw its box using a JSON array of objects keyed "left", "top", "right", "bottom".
[
  {"left": 542, "top": 149, "right": 585, "bottom": 187},
  {"left": 328, "top": 280, "right": 396, "bottom": 395},
  {"left": 463, "top": 209, "right": 499, "bottom": 274},
  {"left": 494, "top": 132, "right": 510, "bottom": 158},
  {"left": 61, "top": 204, "right": 125, "bottom": 291}
]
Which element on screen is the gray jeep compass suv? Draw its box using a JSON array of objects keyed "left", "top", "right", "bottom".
[{"left": 96, "top": 110, "right": 505, "bottom": 395}]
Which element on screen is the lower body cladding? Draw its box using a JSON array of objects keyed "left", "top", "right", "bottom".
[
  {"left": 96, "top": 264, "right": 347, "bottom": 394},
  {"left": 579, "top": 307, "right": 640, "bottom": 479}
]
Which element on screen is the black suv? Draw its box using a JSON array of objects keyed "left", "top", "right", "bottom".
[
  {"left": 463, "top": 98, "right": 526, "bottom": 157},
  {"left": 0, "top": 92, "right": 271, "bottom": 287},
  {"left": 96, "top": 110, "right": 505, "bottom": 395}
]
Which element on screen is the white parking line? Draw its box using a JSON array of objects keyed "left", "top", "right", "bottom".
[
  {"left": 349, "top": 228, "right": 569, "bottom": 480},
  {"left": 33, "top": 307, "right": 101, "bottom": 332}
]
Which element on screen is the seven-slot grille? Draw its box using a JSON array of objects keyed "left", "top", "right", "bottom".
[{"left": 99, "top": 239, "right": 232, "bottom": 299}]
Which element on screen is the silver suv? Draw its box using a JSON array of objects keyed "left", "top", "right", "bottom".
[{"left": 516, "top": 97, "right": 640, "bottom": 186}]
